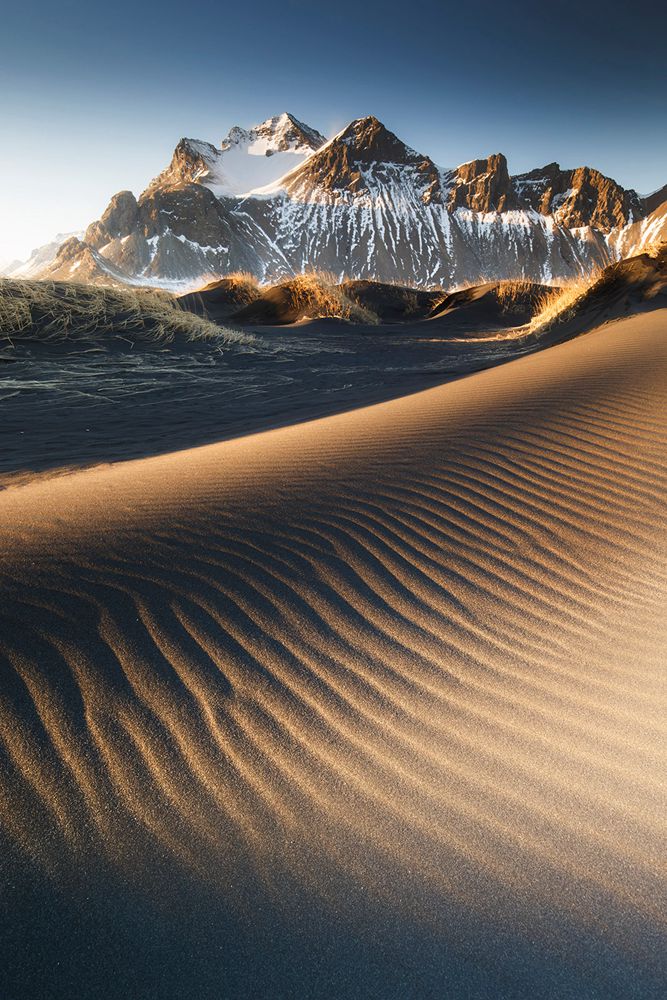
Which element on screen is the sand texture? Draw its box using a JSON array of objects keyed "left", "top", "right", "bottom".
[{"left": 0, "top": 312, "right": 665, "bottom": 998}]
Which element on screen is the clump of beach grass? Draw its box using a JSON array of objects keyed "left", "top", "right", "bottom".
[
  {"left": 0, "top": 278, "right": 249, "bottom": 348},
  {"left": 495, "top": 279, "right": 537, "bottom": 312},
  {"left": 529, "top": 269, "right": 603, "bottom": 335},
  {"left": 275, "top": 272, "right": 379, "bottom": 324},
  {"left": 194, "top": 271, "right": 262, "bottom": 304}
]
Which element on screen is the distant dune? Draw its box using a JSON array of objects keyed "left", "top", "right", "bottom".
[
  {"left": 531, "top": 243, "right": 667, "bottom": 340},
  {"left": 181, "top": 272, "right": 548, "bottom": 331},
  {"left": 0, "top": 308, "right": 665, "bottom": 998},
  {"left": 180, "top": 246, "right": 667, "bottom": 338}
]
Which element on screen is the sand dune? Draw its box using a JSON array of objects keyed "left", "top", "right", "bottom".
[{"left": 0, "top": 312, "right": 666, "bottom": 998}]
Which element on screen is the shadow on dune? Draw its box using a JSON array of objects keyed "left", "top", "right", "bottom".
[
  {"left": 0, "top": 312, "right": 665, "bottom": 998},
  {"left": 536, "top": 245, "right": 667, "bottom": 346},
  {"left": 0, "top": 327, "right": 531, "bottom": 488},
  {"left": 5, "top": 248, "right": 666, "bottom": 490}
]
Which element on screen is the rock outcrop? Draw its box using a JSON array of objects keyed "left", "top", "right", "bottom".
[{"left": 27, "top": 113, "right": 665, "bottom": 289}]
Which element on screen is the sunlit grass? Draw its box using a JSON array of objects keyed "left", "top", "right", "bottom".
[
  {"left": 273, "top": 271, "right": 380, "bottom": 324},
  {"left": 0, "top": 278, "right": 247, "bottom": 347},
  {"left": 529, "top": 270, "right": 602, "bottom": 334},
  {"left": 194, "top": 271, "right": 262, "bottom": 302}
]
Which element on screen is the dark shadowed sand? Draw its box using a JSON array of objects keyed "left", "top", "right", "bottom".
[
  {"left": 0, "top": 321, "right": 536, "bottom": 487},
  {"left": 0, "top": 312, "right": 665, "bottom": 999}
]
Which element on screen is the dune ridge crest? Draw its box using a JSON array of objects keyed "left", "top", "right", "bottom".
[{"left": 0, "top": 312, "right": 666, "bottom": 996}]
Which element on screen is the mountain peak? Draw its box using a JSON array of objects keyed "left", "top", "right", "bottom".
[
  {"left": 514, "top": 162, "right": 643, "bottom": 230},
  {"left": 28, "top": 109, "right": 661, "bottom": 291},
  {"left": 448, "top": 153, "right": 519, "bottom": 212},
  {"left": 142, "top": 138, "right": 222, "bottom": 195},
  {"left": 222, "top": 113, "right": 325, "bottom": 156},
  {"left": 334, "top": 116, "right": 422, "bottom": 165},
  {"left": 340, "top": 114, "right": 383, "bottom": 135},
  {"left": 140, "top": 116, "right": 325, "bottom": 200},
  {"left": 263, "top": 116, "right": 440, "bottom": 205}
]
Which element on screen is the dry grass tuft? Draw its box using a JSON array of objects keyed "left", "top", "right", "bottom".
[
  {"left": 276, "top": 272, "right": 379, "bottom": 324},
  {"left": 0, "top": 278, "right": 248, "bottom": 347},
  {"left": 198, "top": 271, "right": 261, "bottom": 298},
  {"left": 495, "top": 279, "right": 536, "bottom": 311},
  {"left": 394, "top": 288, "right": 422, "bottom": 316},
  {"left": 529, "top": 269, "right": 602, "bottom": 334}
]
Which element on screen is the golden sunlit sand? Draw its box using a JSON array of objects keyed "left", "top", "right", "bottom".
[{"left": 0, "top": 311, "right": 665, "bottom": 995}]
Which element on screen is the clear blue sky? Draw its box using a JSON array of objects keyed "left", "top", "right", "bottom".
[{"left": 2, "top": 0, "right": 666, "bottom": 261}]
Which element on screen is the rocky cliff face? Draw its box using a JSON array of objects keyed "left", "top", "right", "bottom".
[
  {"left": 85, "top": 190, "right": 140, "bottom": 247},
  {"left": 44, "top": 237, "right": 133, "bottom": 286},
  {"left": 608, "top": 198, "right": 667, "bottom": 259},
  {"left": 143, "top": 141, "right": 224, "bottom": 195},
  {"left": 445, "top": 154, "right": 520, "bottom": 213},
  {"left": 269, "top": 117, "right": 443, "bottom": 205},
  {"left": 643, "top": 183, "right": 667, "bottom": 215},
  {"left": 31, "top": 113, "right": 665, "bottom": 290},
  {"left": 514, "top": 163, "right": 643, "bottom": 231}
]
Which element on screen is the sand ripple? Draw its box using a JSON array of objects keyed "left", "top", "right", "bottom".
[{"left": 0, "top": 313, "right": 665, "bottom": 997}]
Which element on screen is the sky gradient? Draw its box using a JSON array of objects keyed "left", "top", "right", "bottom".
[{"left": 2, "top": 0, "right": 666, "bottom": 261}]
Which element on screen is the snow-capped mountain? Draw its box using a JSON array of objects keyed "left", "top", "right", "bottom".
[
  {"left": 1, "top": 231, "right": 84, "bottom": 278},
  {"left": 609, "top": 197, "right": 667, "bottom": 259},
  {"left": 26, "top": 113, "right": 667, "bottom": 290},
  {"left": 145, "top": 113, "right": 326, "bottom": 199}
]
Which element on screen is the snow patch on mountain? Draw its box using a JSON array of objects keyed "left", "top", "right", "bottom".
[
  {"left": 22, "top": 114, "right": 667, "bottom": 292},
  {"left": 2, "top": 231, "right": 85, "bottom": 278},
  {"left": 201, "top": 113, "right": 325, "bottom": 197}
]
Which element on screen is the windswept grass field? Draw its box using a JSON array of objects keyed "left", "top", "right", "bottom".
[{"left": 0, "top": 278, "right": 243, "bottom": 347}]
